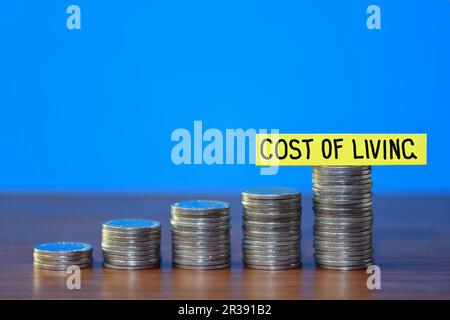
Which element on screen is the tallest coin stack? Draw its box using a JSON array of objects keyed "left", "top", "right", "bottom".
[{"left": 312, "top": 166, "right": 374, "bottom": 270}]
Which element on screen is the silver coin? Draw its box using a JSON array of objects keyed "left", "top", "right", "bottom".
[
  {"left": 315, "top": 214, "right": 373, "bottom": 223},
  {"left": 172, "top": 236, "right": 229, "bottom": 244},
  {"left": 33, "top": 252, "right": 92, "bottom": 261},
  {"left": 315, "top": 257, "right": 373, "bottom": 266},
  {"left": 102, "top": 234, "right": 161, "bottom": 243},
  {"left": 171, "top": 214, "right": 230, "bottom": 222},
  {"left": 314, "top": 198, "right": 372, "bottom": 206},
  {"left": 172, "top": 237, "right": 230, "bottom": 243},
  {"left": 314, "top": 242, "right": 372, "bottom": 251},
  {"left": 314, "top": 207, "right": 372, "bottom": 215},
  {"left": 314, "top": 234, "right": 372, "bottom": 243},
  {"left": 171, "top": 230, "right": 230, "bottom": 238},
  {"left": 172, "top": 244, "right": 230, "bottom": 254},
  {"left": 314, "top": 202, "right": 372, "bottom": 210},
  {"left": 172, "top": 246, "right": 230, "bottom": 254},
  {"left": 242, "top": 197, "right": 300, "bottom": 204},
  {"left": 313, "top": 192, "right": 372, "bottom": 200},
  {"left": 34, "top": 257, "right": 94, "bottom": 266},
  {"left": 101, "top": 240, "right": 160, "bottom": 248},
  {"left": 101, "top": 245, "right": 160, "bottom": 253},
  {"left": 314, "top": 225, "right": 373, "bottom": 234},
  {"left": 34, "top": 262, "right": 93, "bottom": 271},
  {"left": 243, "top": 220, "right": 300, "bottom": 229},
  {"left": 101, "top": 237, "right": 160, "bottom": 244},
  {"left": 103, "top": 257, "right": 160, "bottom": 266},
  {"left": 243, "top": 211, "right": 301, "bottom": 220},
  {"left": 313, "top": 167, "right": 371, "bottom": 176},
  {"left": 316, "top": 263, "right": 373, "bottom": 271},
  {"left": 243, "top": 227, "right": 301, "bottom": 235},
  {"left": 102, "top": 250, "right": 160, "bottom": 258},
  {"left": 242, "top": 205, "right": 300, "bottom": 213},
  {"left": 172, "top": 238, "right": 230, "bottom": 247},
  {"left": 171, "top": 223, "right": 230, "bottom": 231},
  {"left": 314, "top": 242, "right": 373, "bottom": 250},
  {"left": 312, "top": 188, "right": 372, "bottom": 197},
  {"left": 312, "top": 169, "right": 372, "bottom": 177},
  {"left": 243, "top": 224, "right": 300, "bottom": 232},
  {"left": 172, "top": 262, "right": 230, "bottom": 270},
  {"left": 243, "top": 246, "right": 300, "bottom": 255},
  {"left": 172, "top": 258, "right": 230, "bottom": 266},
  {"left": 313, "top": 182, "right": 373, "bottom": 190},
  {"left": 314, "top": 241, "right": 372, "bottom": 250},
  {"left": 243, "top": 222, "right": 300, "bottom": 229},
  {"left": 243, "top": 246, "right": 301, "bottom": 254},
  {"left": 102, "top": 244, "right": 160, "bottom": 253},
  {"left": 314, "top": 226, "right": 372, "bottom": 234},
  {"left": 172, "top": 251, "right": 230, "bottom": 260},
  {"left": 313, "top": 172, "right": 372, "bottom": 181},
  {"left": 244, "top": 262, "right": 301, "bottom": 270},
  {"left": 103, "top": 262, "right": 159, "bottom": 270},
  {"left": 173, "top": 248, "right": 230, "bottom": 256},
  {"left": 243, "top": 215, "right": 300, "bottom": 223},
  {"left": 314, "top": 223, "right": 373, "bottom": 231},
  {"left": 313, "top": 176, "right": 372, "bottom": 184},
  {"left": 241, "top": 245, "right": 301, "bottom": 254},
  {"left": 314, "top": 221, "right": 372, "bottom": 229},
  {"left": 171, "top": 213, "right": 230, "bottom": 222},
  {"left": 244, "top": 252, "right": 300, "bottom": 261},
  {"left": 314, "top": 211, "right": 373, "bottom": 219},
  {"left": 242, "top": 187, "right": 301, "bottom": 200},
  {"left": 34, "top": 242, "right": 93, "bottom": 256},
  {"left": 171, "top": 228, "right": 230, "bottom": 236},
  {"left": 314, "top": 252, "right": 373, "bottom": 262},
  {"left": 170, "top": 220, "right": 230, "bottom": 229},
  {"left": 314, "top": 228, "right": 372, "bottom": 237},
  {"left": 315, "top": 248, "right": 373, "bottom": 257},
  {"left": 103, "top": 219, "right": 160, "bottom": 231},
  {"left": 171, "top": 200, "right": 230, "bottom": 212},
  {"left": 313, "top": 169, "right": 371, "bottom": 175},
  {"left": 244, "top": 256, "right": 301, "bottom": 265},
  {"left": 244, "top": 234, "right": 301, "bottom": 242},
  {"left": 102, "top": 226, "right": 161, "bottom": 234},
  {"left": 102, "top": 255, "right": 160, "bottom": 263}
]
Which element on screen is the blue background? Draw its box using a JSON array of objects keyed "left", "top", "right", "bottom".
[{"left": 0, "top": 0, "right": 448, "bottom": 193}]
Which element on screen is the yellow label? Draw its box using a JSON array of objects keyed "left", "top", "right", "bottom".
[{"left": 255, "top": 134, "right": 427, "bottom": 166}]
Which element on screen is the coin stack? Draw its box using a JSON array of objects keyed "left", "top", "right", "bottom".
[
  {"left": 171, "top": 200, "right": 231, "bottom": 270},
  {"left": 102, "top": 219, "right": 161, "bottom": 270},
  {"left": 312, "top": 166, "right": 374, "bottom": 270},
  {"left": 242, "top": 187, "right": 302, "bottom": 270},
  {"left": 33, "top": 242, "right": 93, "bottom": 270}
]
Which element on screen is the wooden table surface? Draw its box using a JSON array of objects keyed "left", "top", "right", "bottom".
[{"left": 0, "top": 193, "right": 449, "bottom": 300}]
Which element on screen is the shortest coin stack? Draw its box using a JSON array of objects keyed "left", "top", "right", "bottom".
[
  {"left": 171, "top": 200, "right": 231, "bottom": 270},
  {"left": 33, "top": 242, "right": 93, "bottom": 270},
  {"left": 102, "top": 219, "right": 161, "bottom": 270},
  {"left": 242, "top": 187, "right": 302, "bottom": 270}
]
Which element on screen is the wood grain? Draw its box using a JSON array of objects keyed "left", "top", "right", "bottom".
[{"left": 0, "top": 193, "right": 449, "bottom": 299}]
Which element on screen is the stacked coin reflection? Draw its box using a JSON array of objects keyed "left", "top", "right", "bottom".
[
  {"left": 242, "top": 187, "right": 302, "bottom": 270},
  {"left": 102, "top": 219, "right": 161, "bottom": 270},
  {"left": 312, "top": 166, "right": 374, "bottom": 270},
  {"left": 33, "top": 242, "right": 93, "bottom": 270},
  {"left": 171, "top": 200, "right": 231, "bottom": 270}
]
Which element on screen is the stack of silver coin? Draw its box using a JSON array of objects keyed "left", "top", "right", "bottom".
[
  {"left": 312, "top": 166, "right": 374, "bottom": 270},
  {"left": 102, "top": 219, "right": 161, "bottom": 270},
  {"left": 171, "top": 200, "right": 231, "bottom": 270},
  {"left": 242, "top": 187, "right": 302, "bottom": 270},
  {"left": 33, "top": 242, "right": 93, "bottom": 270}
]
